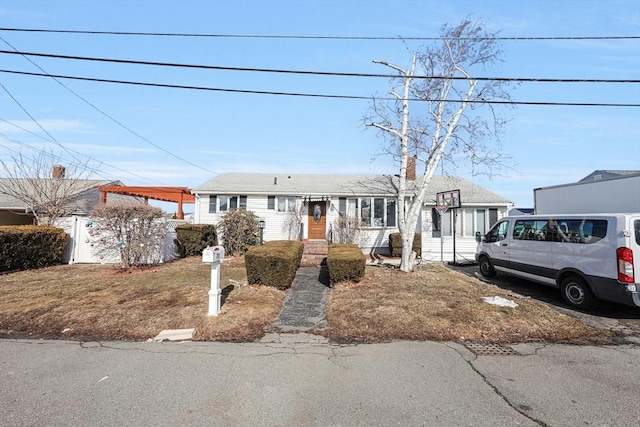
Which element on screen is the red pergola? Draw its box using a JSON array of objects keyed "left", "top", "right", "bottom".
[{"left": 98, "top": 186, "right": 195, "bottom": 219}]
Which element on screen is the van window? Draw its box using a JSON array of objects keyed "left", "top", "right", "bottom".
[
  {"left": 486, "top": 220, "right": 509, "bottom": 243},
  {"left": 514, "top": 220, "right": 549, "bottom": 241},
  {"left": 549, "top": 219, "right": 607, "bottom": 244},
  {"left": 634, "top": 220, "right": 640, "bottom": 245}
]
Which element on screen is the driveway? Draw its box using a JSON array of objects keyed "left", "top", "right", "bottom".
[{"left": 448, "top": 264, "right": 640, "bottom": 338}]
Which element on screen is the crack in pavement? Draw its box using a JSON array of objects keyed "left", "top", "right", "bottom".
[{"left": 446, "top": 342, "right": 549, "bottom": 427}]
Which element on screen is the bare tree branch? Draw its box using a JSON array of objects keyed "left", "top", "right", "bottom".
[{"left": 364, "top": 19, "right": 517, "bottom": 271}]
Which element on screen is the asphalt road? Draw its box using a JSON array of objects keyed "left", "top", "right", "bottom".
[
  {"left": 1, "top": 334, "right": 639, "bottom": 426},
  {"left": 448, "top": 264, "right": 640, "bottom": 338}
]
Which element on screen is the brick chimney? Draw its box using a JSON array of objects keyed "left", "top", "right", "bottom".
[
  {"left": 406, "top": 156, "right": 416, "bottom": 181},
  {"left": 52, "top": 165, "right": 66, "bottom": 179}
]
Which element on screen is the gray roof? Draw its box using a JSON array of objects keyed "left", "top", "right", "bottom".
[
  {"left": 0, "top": 179, "right": 124, "bottom": 213},
  {"left": 193, "top": 173, "right": 511, "bottom": 205},
  {"left": 579, "top": 170, "right": 640, "bottom": 183}
]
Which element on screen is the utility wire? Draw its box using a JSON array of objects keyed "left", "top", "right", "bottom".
[
  {"left": 1, "top": 50, "right": 638, "bottom": 83},
  {"left": 1, "top": 69, "right": 638, "bottom": 107},
  {"left": 0, "top": 118, "right": 159, "bottom": 184},
  {"left": 0, "top": 38, "right": 218, "bottom": 176},
  {"left": 1, "top": 27, "right": 639, "bottom": 41},
  {"left": 0, "top": 82, "right": 87, "bottom": 164}
]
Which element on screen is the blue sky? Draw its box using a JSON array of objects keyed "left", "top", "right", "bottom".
[{"left": 1, "top": 0, "right": 639, "bottom": 213}]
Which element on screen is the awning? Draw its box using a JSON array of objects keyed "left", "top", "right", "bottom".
[{"left": 302, "top": 195, "right": 331, "bottom": 202}]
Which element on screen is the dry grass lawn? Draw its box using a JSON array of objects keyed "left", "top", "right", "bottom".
[
  {"left": 322, "top": 263, "right": 614, "bottom": 344},
  {"left": 0, "top": 256, "right": 285, "bottom": 342},
  {"left": 0, "top": 257, "right": 614, "bottom": 344}
]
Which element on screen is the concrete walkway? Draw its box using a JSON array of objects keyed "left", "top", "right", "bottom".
[{"left": 273, "top": 265, "right": 330, "bottom": 331}]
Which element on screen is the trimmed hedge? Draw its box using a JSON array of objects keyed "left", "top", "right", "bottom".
[
  {"left": 327, "top": 243, "right": 365, "bottom": 285},
  {"left": 388, "top": 232, "right": 421, "bottom": 257},
  {"left": 174, "top": 224, "right": 218, "bottom": 257},
  {"left": 245, "top": 240, "right": 304, "bottom": 289},
  {"left": 0, "top": 225, "right": 67, "bottom": 272}
]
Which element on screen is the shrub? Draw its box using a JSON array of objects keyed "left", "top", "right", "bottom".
[
  {"left": 90, "top": 203, "right": 167, "bottom": 269},
  {"left": 0, "top": 225, "right": 67, "bottom": 272},
  {"left": 217, "top": 209, "right": 260, "bottom": 256},
  {"left": 245, "top": 240, "right": 304, "bottom": 289},
  {"left": 327, "top": 243, "right": 365, "bottom": 284},
  {"left": 331, "top": 215, "right": 366, "bottom": 246},
  {"left": 388, "top": 232, "right": 421, "bottom": 257},
  {"left": 175, "top": 224, "right": 218, "bottom": 257}
]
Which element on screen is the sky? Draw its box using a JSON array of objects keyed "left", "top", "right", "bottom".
[{"left": 0, "top": 0, "right": 639, "bottom": 213}]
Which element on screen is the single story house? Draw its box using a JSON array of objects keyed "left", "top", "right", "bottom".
[
  {"left": 0, "top": 176, "right": 128, "bottom": 226},
  {"left": 192, "top": 172, "right": 512, "bottom": 263}
]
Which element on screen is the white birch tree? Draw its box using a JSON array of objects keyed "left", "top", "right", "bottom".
[{"left": 367, "top": 20, "right": 515, "bottom": 272}]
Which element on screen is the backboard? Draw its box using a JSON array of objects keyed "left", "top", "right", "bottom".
[{"left": 435, "top": 189, "right": 461, "bottom": 211}]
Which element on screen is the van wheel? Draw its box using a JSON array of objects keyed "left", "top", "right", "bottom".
[
  {"left": 560, "top": 276, "right": 599, "bottom": 310},
  {"left": 478, "top": 256, "right": 496, "bottom": 278}
]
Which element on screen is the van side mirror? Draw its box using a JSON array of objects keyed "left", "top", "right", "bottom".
[{"left": 475, "top": 231, "right": 482, "bottom": 243}]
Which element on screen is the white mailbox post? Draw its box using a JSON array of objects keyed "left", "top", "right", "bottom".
[{"left": 202, "top": 246, "right": 225, "bottom": 316}]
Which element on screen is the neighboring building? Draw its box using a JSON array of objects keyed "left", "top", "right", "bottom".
[
  {"left": 0, "top": 178, "right": 132, "bottom": 225},
  {"left": 192, "top": 172, "right": 512, "bottom": 262},
  {"left": 534, "top": 170, "right": 640, "bottom": 214},
  {"left": 509, "top": 208, "right": 534, "bottom": 216}
]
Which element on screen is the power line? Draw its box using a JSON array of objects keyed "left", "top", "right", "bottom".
[
  {"left": 1, "top": 27, "right": 639, "bottom": 41},
  {"left": 0, "top": 38, "right": 218, "bottom": 176},
  {"left": 0, "top": 118, "right": 159, "bottom": 184},
  {"left": 0, "top": 81, "right": 87, "bottom": 165},
  {"left": 1, "top": 69, "right": 638, "bottom": 107},
  {"left": 2, "top": 50, "right": 638, "bottom": 84}
]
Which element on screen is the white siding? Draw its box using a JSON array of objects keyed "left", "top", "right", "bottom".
[{"left": 194, "top": 193, "right": 510, "bottom": 261}]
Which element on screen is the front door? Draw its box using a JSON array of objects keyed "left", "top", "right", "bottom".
[{"left": 307, "top": 202, "right": 326, "bottom": 239}]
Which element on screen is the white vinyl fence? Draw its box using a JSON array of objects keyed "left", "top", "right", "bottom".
[{"left": 55, "top": 216, "right": 186, "bottom": 264}]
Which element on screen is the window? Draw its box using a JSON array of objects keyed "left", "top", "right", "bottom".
[
  {"left": 487, "top": 220, "right": 510, "bottom": 243},
  {"left": 476, "top": 210, "right": 486, "bottom": 235},
  {"left": 338, "top": 197, "right": 395, "bottom": 227},
  {"left": 513, "top": 220, "right": 549, "bottom": 241},
  {"left": 431, "top": 208, "right": 441, "bottom": 237},
  {"left": 550, "top": 219, "right": 607, "bottom": 244},
  {"left": 386, "top": 199, "right": 396, "bottom": 228},
  {"left": 208, "top": 195, "right": 217, "bottom": 214},
  {"left": 360, "top": 198, "right": 371, "bottom": 226},
  {"left": 373, "top": 198, "right": 384, "bottom": 226},
  {"left": 441, "top": 210, "right": 452, "bottom": 237},
  {"left": 268, "top": 196, "right": 297, "bottom": 212},
  {"left": 489, "top": 208, "right": 498, "bottom": 228},
  {"left": 464, "top": 210, "right": 474, "bottom": 237},
  {"left": 216, "top": 195, "right": 247, "bottom": 212}
]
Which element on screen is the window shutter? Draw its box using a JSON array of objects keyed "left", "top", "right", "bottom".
[
  {"left": 338, "top": 197, "right": 346, "bottom": 216},
  {"left": 240, "top": 195, "right": 247, "bottom": 209},
  {"left": 268, "top": 195, "right": 275, "bottom": 209}
]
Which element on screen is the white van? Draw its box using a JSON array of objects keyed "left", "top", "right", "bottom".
[{"left": 475, "top": 214, "right": 640, "bottom": 309}]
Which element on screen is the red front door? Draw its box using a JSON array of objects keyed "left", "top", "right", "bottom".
[{"left": 307, "top": 202, "right": 326, "bottom": 239}]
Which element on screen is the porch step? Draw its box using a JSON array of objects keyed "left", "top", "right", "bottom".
[{"left": 301, "top": 240, "right": 328, "bottom": 266}]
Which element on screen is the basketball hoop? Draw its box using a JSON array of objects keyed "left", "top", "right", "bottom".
[
  {"left": 435, "top": 203, "right": 450, "bottom": 215},
  {"left": 435, "top": 189, "right": 460, "bottom": 214}
]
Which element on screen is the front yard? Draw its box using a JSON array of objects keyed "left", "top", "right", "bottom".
[{"left": 0, "top": 257, "right": 614, "bottom": 344}]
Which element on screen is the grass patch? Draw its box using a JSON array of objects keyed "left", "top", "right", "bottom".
[
  {"left": 322, "top": 263, "right": 615, "bottom": 344},
  {"left": 0, "top": 258, "right": 615, "bottom": 344},
  {"left": 0, "top": 256, "right": 285, "bottom": 342}
]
